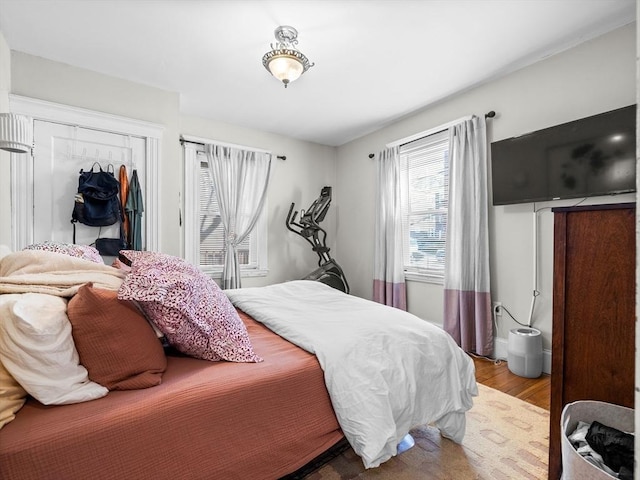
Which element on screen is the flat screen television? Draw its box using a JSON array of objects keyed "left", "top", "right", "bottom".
[{"left": 491, "top": 104, "right": 636, "bottom": 205}]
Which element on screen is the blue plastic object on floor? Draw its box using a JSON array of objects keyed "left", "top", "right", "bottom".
[{"left": 397, "top": 433, "right": 415, "bottom": 454}]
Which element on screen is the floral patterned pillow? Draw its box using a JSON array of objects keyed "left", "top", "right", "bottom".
[
  {"left": 24, "top": 242, "right": 103, "bottom": 264},
  {"left": 117, "top": 251, "right": 261, "bottom": 363}
]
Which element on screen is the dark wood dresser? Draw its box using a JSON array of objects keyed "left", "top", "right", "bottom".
[{"left": 548, "top": 203, "right": 635, "bottom": 479}]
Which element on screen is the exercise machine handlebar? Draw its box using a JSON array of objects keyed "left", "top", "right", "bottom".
[{"left": 285, "top": 187, "right": 349, "bottom": 293}]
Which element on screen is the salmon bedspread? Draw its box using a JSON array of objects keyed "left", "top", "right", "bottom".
[{"left": 0, "top": 312, "right": 343, "bottom": 480}]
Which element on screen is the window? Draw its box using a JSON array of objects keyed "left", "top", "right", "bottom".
[
  {"left": 183, "top": 141, "right": 268, "bottom": 277},
  {"left": 400, "top": 129, "right": 449, "bottom": 283}
]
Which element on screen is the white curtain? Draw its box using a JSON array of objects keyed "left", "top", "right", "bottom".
[
  {"left": 205, "top": 144, "right": 272, "bottom": 289},
  {"left": 373, "top": 146, "right": 407, "bottom": 310},
  {"left": 443, "top": 117, "right": 493, "bottom": 356}
]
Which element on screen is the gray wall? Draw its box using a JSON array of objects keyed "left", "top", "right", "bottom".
[
  {"left": 3, "top": 49, "right": 337, "bottom": 286},
  {"left": 9, "top": 51, "right": 182, "bottom": 257},
  {"left": 334, "top": 23, "right": 636, "bottom": 355},
  {"left": 1, "top": 23, "right": 636, "bottom": 355},
  {"left": 0, "top": 30, "right": 11, "bottom": 247}
]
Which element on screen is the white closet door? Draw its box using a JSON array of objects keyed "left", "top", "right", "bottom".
[{"left": 33, "top": 120, "right": 147, "bottom": 251}]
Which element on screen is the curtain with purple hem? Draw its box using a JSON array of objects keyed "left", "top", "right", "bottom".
[
  {"left": 373, "top": 279, "right": 407, "bottom": 310},
  {"left": 443, "top": 117, "right": 493, "bottom": 356},
  {"left": 444, "top": 290, "right": 493, "bottom": 356},
  {"left": 373, "top": 146, "right": 407, "bottom": 311}
]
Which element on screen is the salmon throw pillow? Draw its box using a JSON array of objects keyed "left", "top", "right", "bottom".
[{"left": 67, "top": 284, "right": 167, "bottom": 390}]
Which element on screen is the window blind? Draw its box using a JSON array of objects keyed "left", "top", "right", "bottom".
[
  {"left": 400, "top": 129, "right": 449, "bottom": 280},
  {"left": 198, "top": 159, "right": 252, "bottom": 267}
]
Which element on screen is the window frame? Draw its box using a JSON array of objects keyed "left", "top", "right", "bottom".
[
  {"left": 388, "top": 117, "right": 471, "bottom": 284},
  {"left": 183, "top": 138, "right": 268, "bottom": 278}
]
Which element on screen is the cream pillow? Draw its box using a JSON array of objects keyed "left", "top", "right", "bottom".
[
  {"left": 0, "top": 294, "right": 28, "bottom": 429},
  {"left": 0, "top": 245, "right": 11, "bottom": 261},
  {"left": 0, "top": 357, "right": 27, "bottom": 429},
  {"left": 0, "top": 293, "right": 108, "bottom": 405}
]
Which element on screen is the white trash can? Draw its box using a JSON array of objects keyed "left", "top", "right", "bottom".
[
  {"left": 507, "top": 327, "right": 542, "bottom": 378},
  {"left": 560, "top": 400, "right": 634, "bottom": 479}
]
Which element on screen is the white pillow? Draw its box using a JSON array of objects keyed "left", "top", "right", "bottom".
[{"left": 0, "top": 293, "right": 108, "bottom": 405}]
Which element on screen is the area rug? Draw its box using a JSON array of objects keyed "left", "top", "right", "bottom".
[{"left": 300, "top": 384, "right": 549, "bottom": 480}]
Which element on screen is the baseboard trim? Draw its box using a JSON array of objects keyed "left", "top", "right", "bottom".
[
  {"left": 494, "top": 337, "right": 552, "bottom": 375},
  {"left": 423, "top": 318, "right": 552, "bottom": 375}
]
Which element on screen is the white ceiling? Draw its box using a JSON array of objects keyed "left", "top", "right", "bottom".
[{"left": 0, "top": 0, "right": 636, "bottom": 146}]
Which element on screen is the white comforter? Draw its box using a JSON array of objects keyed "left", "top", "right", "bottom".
[{"left": 225, "top": 280, "right": 478, "bottom": 469}]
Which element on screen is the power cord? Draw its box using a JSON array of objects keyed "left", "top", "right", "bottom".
[
  {"left": 500, "top": 304, "right": 531, "bottom": 327},
  {"left": 468, "top": 351, "right": 505, "bottom": 367}
]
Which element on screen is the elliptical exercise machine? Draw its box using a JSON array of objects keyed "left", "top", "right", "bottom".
[{"left": 286, "top": 186, "right": 350, "bottom": 294}]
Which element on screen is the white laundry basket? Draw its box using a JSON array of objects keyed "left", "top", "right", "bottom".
[{"left": 560, "top": 400, "right": 634, "bottom": 480}]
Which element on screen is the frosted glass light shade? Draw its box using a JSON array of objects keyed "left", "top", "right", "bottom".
[
  {"left": 0, "top": 113, "right": 32, "bottom": 153},
  {"left": 262, "top": 26, "right": 314, "bottom": 88},
  {"left": 267, "top": 55, "right": 304, "bottom": 85}
]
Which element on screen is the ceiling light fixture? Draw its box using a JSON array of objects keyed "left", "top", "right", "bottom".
[{"left": 262, "top": 26, "right": 314, "bottom": 88}]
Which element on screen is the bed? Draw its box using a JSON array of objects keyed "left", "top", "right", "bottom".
[
  {"left": 0, "top": 247, "right": 477, "bottom": 479},
  {"left": 226, "top": 280, "right": 478, "bottom": 468},
  {"left": 0, "top": 311, "right": 343, "bottom": 480}
]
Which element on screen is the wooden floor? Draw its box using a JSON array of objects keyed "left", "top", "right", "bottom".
[{"left": 472, "top": 355, "right": 550, "bottom": 410}]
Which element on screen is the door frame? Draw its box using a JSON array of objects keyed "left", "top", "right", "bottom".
[{"left": 8, "top": 94, "right": 162, "bottom": 252}]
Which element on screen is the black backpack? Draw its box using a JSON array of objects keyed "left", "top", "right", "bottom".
[{"left": 71, "top": 163, "right": 126, "bottom": 254}]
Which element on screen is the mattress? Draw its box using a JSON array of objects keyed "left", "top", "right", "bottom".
[{"left": 0, "top": 311, "right": 343, "bottom": 480}]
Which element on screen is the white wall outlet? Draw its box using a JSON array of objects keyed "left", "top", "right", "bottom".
[{"left": 493, "top": 302, "right": 502, "bottom": 317}]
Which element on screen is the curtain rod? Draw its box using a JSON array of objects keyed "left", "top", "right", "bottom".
[
  {"left": 180, "top": 136, "right": 286, "bottom": 160},
  {"left": 368, "top": 110, "right": 496, "bottom": 158}
]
